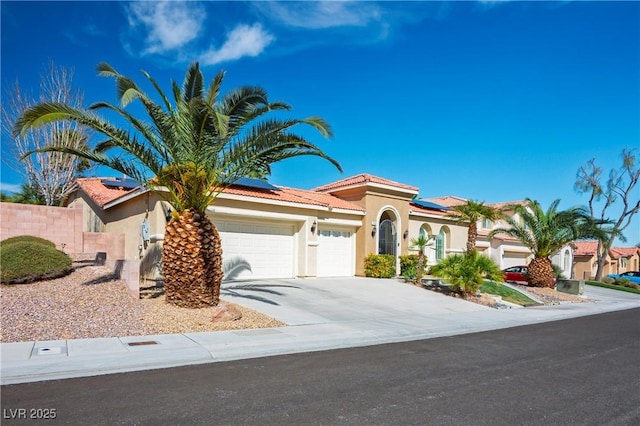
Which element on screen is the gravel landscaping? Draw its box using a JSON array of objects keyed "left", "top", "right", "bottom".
[
  {"left": 1, "top": 258, "right": 594, "bottom": 344},
  {"left": 0, "top": 259, "right": 284, "bottom": 344}
]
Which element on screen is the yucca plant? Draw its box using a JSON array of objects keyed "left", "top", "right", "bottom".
[
  {"left": 489, "top": 199, "right": 605, "bottom": 288},
  {"left": 429, "top": 252, "right": 504, "bottom": 296},
  {"left": 13, "top": 62, "right": 341, "bottom": 307}
]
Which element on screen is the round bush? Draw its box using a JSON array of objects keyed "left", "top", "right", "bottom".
[
  {"left": 0, "top": 235, "right": 56, "bottom": 249},
  {"left": 1, "top": 241, "right": 73, "bottom": 284}
]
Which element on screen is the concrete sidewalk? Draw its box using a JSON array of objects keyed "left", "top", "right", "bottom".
[{"left": 2, "top": 279, "right": 639, "bottom": 385}]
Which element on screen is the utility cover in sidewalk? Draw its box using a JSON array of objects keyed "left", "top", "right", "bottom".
[
  {"left": 127, "top": 341, "right": 158, "bottom": 347},
  {"left": 32, "top": 346, "right": 67, "bottom": 356}
]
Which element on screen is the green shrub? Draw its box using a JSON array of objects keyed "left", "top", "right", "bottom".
[
  {"left": 1, "top": 241, "right": 73, "bottom": 284},
  {"left": 552, "top": 264, "right": 567, "bottom": 281},
  {"left": 402, "top": 265, "right": 417, "bottom": 281},
  {"left": 0, "top": 235, "right": 56, "bottom": 249},
  {"left": 399, "top": 255, "right": 418, "bottom": 276},
  {"left": 429, "top": 252, "right": 504, "bottom": 296},
  {"left": 586, "top": 280, "right": 640, "bottom": 294},
  {"left": 364, "top": 254, "right": 396, "bottom": 278}
]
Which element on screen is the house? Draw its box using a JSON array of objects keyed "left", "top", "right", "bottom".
[
  {"left": 64, "top": 173, "right": 573, "bottom": 292},
  {"left": 572, "top": 241, "right": 639, "bottom": 280}
]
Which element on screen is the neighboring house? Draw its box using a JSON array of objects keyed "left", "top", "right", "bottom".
[
  {"left": 419, "top": 196, "right": 573, "bottom": 277},
  {"left": 64, "top": 173, "right": 573, "bottom": 291},
  {"left": 572, "top": 241, "right": 640, "bottom": 280}
]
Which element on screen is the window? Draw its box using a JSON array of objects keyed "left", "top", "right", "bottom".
[
  {"left": 482, "top": 219, "right": 492, "bottom": 229},
  {"left": 435, "top": 229, "right": 446, "bottom": 261},
  {"left": 620, "top": 258, "right": 628, "bottom": 268}
]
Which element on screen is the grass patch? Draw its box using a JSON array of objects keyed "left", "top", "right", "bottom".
[
  {"left": 480, "top": 280, "right": 541, "bottom": 306},
  {"left": 585, "top": 280, "right": 640, "bottom": 295}
]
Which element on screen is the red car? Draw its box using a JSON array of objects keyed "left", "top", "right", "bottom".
[{"left": 503, "top": 266, "right": 528, "bottom": 284}]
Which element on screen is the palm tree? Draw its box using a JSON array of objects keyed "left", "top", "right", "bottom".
[
  {"left": 446, "top": 200, "right": 503, "bottom": 256},
  {"left": 409, "top": 234, "right": 433, "bottom": 283},
  {"left": 488, "top": 199, "right": 602, "bottom": 288},
  {"left": 13, "top": 62, "right": 341, "bottom": 308}
]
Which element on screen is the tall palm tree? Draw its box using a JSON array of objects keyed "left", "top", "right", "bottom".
[
  {"left": 488, "top": 199, "right": 602, "bottom": 287},
  {"left": 446, "top": 200, "right": 503, "bottom": 256},
  {"left": 14, "top": 62, "right": 341, "bottom": 308}
]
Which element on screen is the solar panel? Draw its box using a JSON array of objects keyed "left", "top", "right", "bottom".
[
  {"left": 101, "top": 177, "right": 141, "bottom": 190},
  {"left": 411, "top": 199, "right": 450, "bottom": 211},
  {"left": 232, "top": 177, "right": 279, "bottom": 191}
]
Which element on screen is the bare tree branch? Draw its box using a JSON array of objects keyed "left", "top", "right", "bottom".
[
  {"left": 575, "top": 148, "right": 640, "bottom": 280},
  {"left": 1, "top": 61, "right": 92, "bottom": 205}
]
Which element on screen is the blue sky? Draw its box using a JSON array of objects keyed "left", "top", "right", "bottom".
[{"left": 1, "top": 1, "right": 639, "bottom": 244}]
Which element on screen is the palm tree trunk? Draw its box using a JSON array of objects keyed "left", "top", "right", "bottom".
[
  {"left": 162, "top": 209, "right": 223, "bottom": 308},
  {"left": 527, "top": 256, "right": 555, "bottom": 288},
  {"left": 467, "top": 222, "right": 478, "bottom": 256},
  {"left": 416, "top": 252, "right": 425, "bottom": 283}
]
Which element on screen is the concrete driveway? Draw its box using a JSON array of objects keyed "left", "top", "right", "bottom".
[{"left": 221, "top": 277, "right": 490, "bottom": 326}]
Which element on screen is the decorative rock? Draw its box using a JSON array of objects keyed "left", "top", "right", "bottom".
[{"left": 211, "top": 303, "right": 243, "bottom": 323}]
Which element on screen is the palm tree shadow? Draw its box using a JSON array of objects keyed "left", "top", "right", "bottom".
[{"left": 221, "top": 282, "right": 300, "bottom": 306}]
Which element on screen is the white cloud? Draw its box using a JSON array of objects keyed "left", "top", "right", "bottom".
[
  {"left": 126, "top": 1, "right": 205, "bottom": 54},
  {"left": 200, "top": 24, "right": 274, "bottom": 65},
  {"left": 0, "top": 182, "right": 22, "bottom": 194},
  {"left": 256, "top": 1, "right": 382, "bottom": 29}
]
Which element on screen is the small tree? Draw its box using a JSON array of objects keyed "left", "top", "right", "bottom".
[
  {"left": 446, "top": 200, "right": 503, "bottom": 256},
  {"left": 1, "top": 61, "right": 91, "bottom": 206},
  {"left": 409, "top": 234, "right": 433, "bottom": 283},
  {"left": 430, "top": 252, "right": 503, "bottom": 296},
  {"left": 575, "top": 148, "right": 640, "bottom": 281}
]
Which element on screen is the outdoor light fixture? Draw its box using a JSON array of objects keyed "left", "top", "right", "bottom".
[
  {"left": 311, "top": 220, "right": 317, "bottom": 234},
  {"left": 403, "top": 230, "right": 409, "bottom": 239},
  {"left": 371, "top": 223, "right": 377, "bottom": 237},
  {"left": 165, "top": 208, "right": 172, "bottom": 223}
]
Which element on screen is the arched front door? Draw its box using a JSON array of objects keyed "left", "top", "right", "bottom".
[{"left": 378, "top": 219, "right": 396, "bottom": 256}]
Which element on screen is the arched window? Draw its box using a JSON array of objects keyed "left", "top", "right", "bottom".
[
  {"left": 419, "top": 227, "right": 427, "bottom": 239},
  {"left": 378, "top": 219, "right": 396, "bottom": 256},
  {"left": 435, "top": 229, "right": 446, "bottom": 261}
]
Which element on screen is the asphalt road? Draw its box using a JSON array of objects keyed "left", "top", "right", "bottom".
[{"left": 2, "top": 308, "right": 639, "bottom": 425}]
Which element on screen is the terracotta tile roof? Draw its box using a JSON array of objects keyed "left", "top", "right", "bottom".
[
  {"left": 610, "top": 246, "right": 639, "bottom": 259},
  {"left": 76, "top": 178, "right": 142, "bottom": 208},
  {"left": 426, "top": 196, "right": 528, "bottom": 210},
  {"left": 221, "top": 185, "right": 364, "bottom": 212},
  {"left": 313, "top": 173, "right": 418, "bottom": 193},
  {"left": 488, "top": 200, "right": 528, "bottom": 209},
  {"left": 278, "top": 186, "right": 365, "bottom": 212},
  {"left": 77, "top": 177, "right": 363, "bottom": 212},
  {"left": 573, "top": 241, "right": 599, "bottom": 256},
  {"left": 424, "top": 196, "right": 468, "bottom": 207}
]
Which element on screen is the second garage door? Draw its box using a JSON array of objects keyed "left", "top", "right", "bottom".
[
  {"left": 317, "top": 226, "right": 355, "bottom": 277},
  {"left": 216, "top": 219, "right": 295, "bottom": 280},
  {"left": 502, "top": 251, "right": 530, "bottom": 269}
]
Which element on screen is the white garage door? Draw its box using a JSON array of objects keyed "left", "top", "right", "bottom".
[
  {"left": 502, "top": 252, "right": 529, "bottom": 269},
  {"left": 317, "top": 227, "right": 354, "bottom": 277},
  {"left": 216, "top": 220, "right": 295, "bottom": 280}
]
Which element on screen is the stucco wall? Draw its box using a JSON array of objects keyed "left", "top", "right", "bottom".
[
  {"left": 0, "top": 201, "right": 136, "bottom": 296},
  {"left": 0, "top": 202, "right": 83, "bottom": 253}
]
